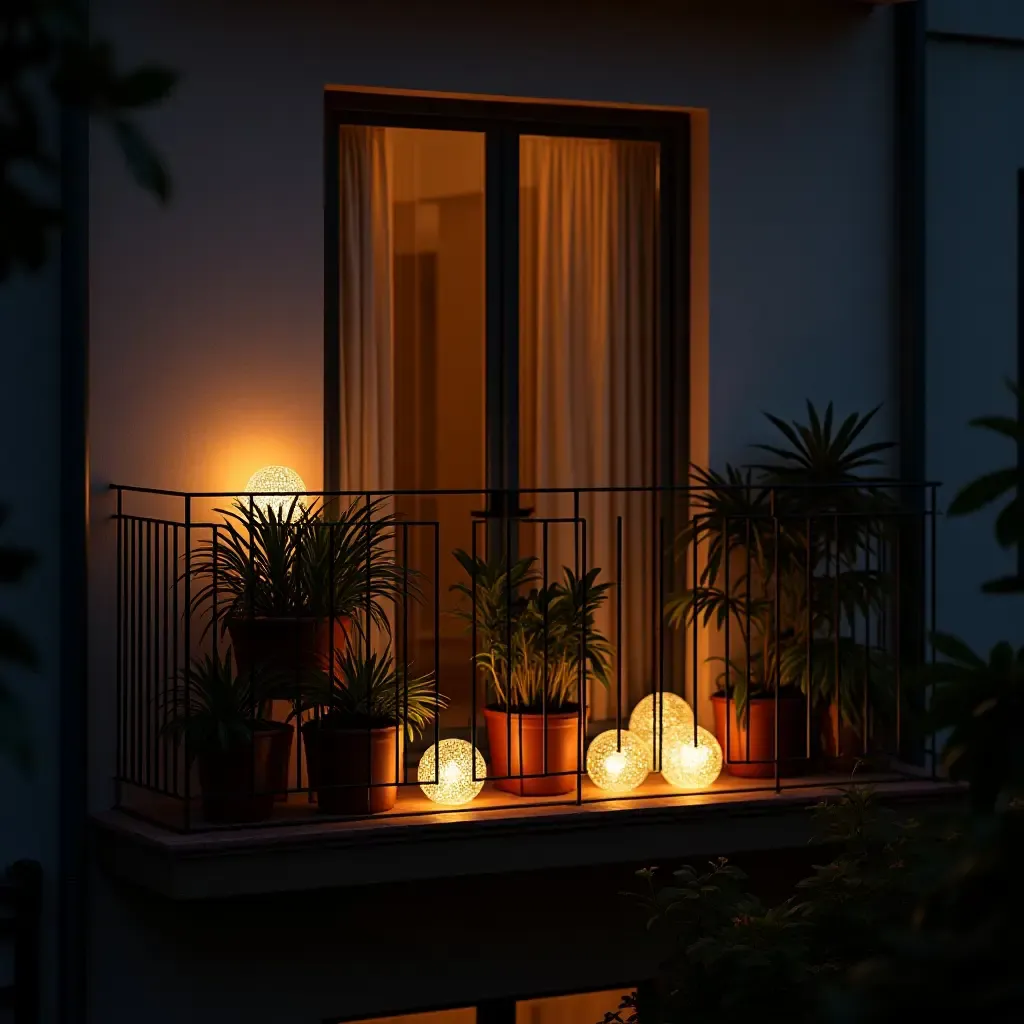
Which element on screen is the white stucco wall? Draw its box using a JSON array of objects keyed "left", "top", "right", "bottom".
[
  {"left": 925, "top": 9, "right": 1024, "bottom": 650},
  {"left": 86, "top": 1, "right": 899, "bottom": 1021}
]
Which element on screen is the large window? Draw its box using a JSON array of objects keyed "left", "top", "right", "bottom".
[{"left": 324, "top": 92, "right": 690, "bottom": 732}]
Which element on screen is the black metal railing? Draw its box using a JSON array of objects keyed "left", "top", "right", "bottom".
[
  {"left": 110, "top": 481, "right": 940, "bottom": 832},
  {"left": 0, "top": 861, "right": 41, "bottom": 1024}
]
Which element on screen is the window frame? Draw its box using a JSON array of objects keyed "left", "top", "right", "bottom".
[{"left": 322, "top": 89, "right": 691, "bottom": 499}]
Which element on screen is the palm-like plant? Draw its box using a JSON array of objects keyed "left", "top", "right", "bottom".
[
  {"left": 161, "top": 649, "right": 287, "bottom": 755},
  {"left": 302, "top": 643, "right": 444, "bottom": 740},
  {"left": 666, "top": 403, "right": 896, "bottom": 733},
  {"left": 924, "top": 633, "right": 1024, "bottom": 812},
  {"left": 0, "top": 508, "right": 35, "bottom": 771},
  {"left": 187, "top": 495, "right": 410, "bottom": 631},
  {"left": 945, "top": 378, "right": 1024, "bottom": 593},
  {"left": 452, "top": 550, "right": 614, "bottom": 711}
]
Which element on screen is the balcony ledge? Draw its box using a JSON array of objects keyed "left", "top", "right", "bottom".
[{"left": 94, "top": 776, "right": 963, "bottom": 901}]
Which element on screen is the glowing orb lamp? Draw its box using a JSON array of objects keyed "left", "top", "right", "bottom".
[
  {"left": 628, "top": 692, "right": 695, "bottom": 759},
  {"left": 661, "top": 726, "right": 723, "bottom": 791},
  {"left": 418, "top": 739, "right": 486, "bottom": 806},
  {"left": 586, "top": 729, "right": 651, "bottom": 794},
  {"left": 243, "top": 466, "right": 307, "bottom": 520}
]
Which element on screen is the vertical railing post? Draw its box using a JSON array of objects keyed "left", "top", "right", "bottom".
[
  {"left": 771, "top": 488, "right": 781, "bottom": 793},
  {"left": 114, "top": 487, "right": 123, "bottom": 806},
  {"left": 182, "top": 494, "right": 192, "bottom": 830}
]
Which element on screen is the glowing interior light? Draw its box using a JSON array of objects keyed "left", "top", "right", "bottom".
[
  {"left": 661, "top": 726, "right": 723, "bottom": 791},
  {"left": 586, "top": 729, "right": 651, "bottom": 794},
  {"left": 243, "top": 466, "right": 307, "bottom": 520},
  {"left": 628, "top": 692, "right": 695, "bottom": 760},
  {"left": 418, "top": 739, "right": 486, "bottom": 806}
]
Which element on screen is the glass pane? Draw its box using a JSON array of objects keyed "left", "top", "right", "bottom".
[
  {"left": 518, "top": 135, "right": 661, "bottom": 728},
  {"left": 517, "top": 988, "right": 632, "bottom": 1024},
  {"left": 348, "top": 1010, "right": 476, "bottom": 1024},
  {"left": 334, "top": 126, "right": 486, "bottom": 750}
]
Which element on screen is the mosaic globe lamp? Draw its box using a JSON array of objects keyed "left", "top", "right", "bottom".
[
  {"left": 243, "top": 465, "right": 307, "bottom": 520},
  {"left": 661, "top": 726, "right": 723, "bottom": 791},
  {"left": 418, "top": 739, "right": 487, "bottom": 806},
  {"left": 628, "top": 692, "right": 695, "bottom": 762},
  {"left": 586, "top": 729, "right": 652, "bottom": 794}
]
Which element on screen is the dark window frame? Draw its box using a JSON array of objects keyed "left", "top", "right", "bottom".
[{"left": 322, "top": 89, "right": 691, "bottom": 500}]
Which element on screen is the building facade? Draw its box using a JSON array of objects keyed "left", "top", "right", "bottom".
[{"left": 1, "top": 1, "right": 1018, "bottom": 1022}]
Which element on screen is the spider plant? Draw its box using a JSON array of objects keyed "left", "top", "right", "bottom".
[
  {"left": 160, "top": 649, "right": 291, "bottom": 755},
  {"left": 186, "top": 495, "right": 411, "bottom": 632},
  {"left": 666, "top": 402, "right": 897, "bottom": 735},
  {"left": 301, "top": 642, "right": 445, "bottom": 740},
  {"left": 451, "top": 550, "right": 614, "bottom": 712}
]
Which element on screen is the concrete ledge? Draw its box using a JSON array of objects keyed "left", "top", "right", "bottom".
[{"left": 93, "top": 778, "right": 964, "bottom": 900}]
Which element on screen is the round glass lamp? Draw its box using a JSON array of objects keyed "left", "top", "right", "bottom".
[
  {"left": 629, "top": 692, "right": 695, "bottom": 760},
  {"left": 586, "top": 729, "right": 652, "bottom": 794},
  {"left": 418, "top": 739, "right": 487, "bottom": 806},
  {"left": 244, "top": 465, "right": 307, "bottom": 520},
  {"left": 661, "top": 726, "right": 723, "bottom": 791}
]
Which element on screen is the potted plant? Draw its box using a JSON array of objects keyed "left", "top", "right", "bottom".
[
  {"left": 188, "top": 495, "right": 407, "bottom": 682},
  {"left": 453, "top": 550, "right": 613, "bottom": 796},
  {"left": 667, "top": 403, "right": 896, "bottom": 776},
  {"left": 299, "top": 641, "right": 445, "bottom": 815},
  {"left": 161, "top": 649, "right": 294, "bottom": 824}
]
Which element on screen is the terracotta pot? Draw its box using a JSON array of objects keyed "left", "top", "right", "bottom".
[
  {"left": 301, "top": 720, "right": 402, "bottom": 815},
  {"left": 197, "top": 721, "right": 293, "bottom": 824},
  {"left": 712, "top": 694, "right": 808, "bottom": 779},
  {"left": 483, "top": 707, "right": 582, "bottom": 796},
  {"left": 226, "top": 615, "right": 351, "bottom": 679}
]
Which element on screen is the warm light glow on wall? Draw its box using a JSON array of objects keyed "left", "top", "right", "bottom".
[
  {"left": 661, "top": 726, "right": 723, "bottom": 791},
  {"left": 243, "top": 465, "right": 307, "bottom": 520},
  {"left": 418, "top": 739, "right": 486, "bottom": 806},
  {"left": 586, "top": 729, "right": 651, "bottom": 794}
]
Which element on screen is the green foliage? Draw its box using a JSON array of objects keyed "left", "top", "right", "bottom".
[
  {"left": 160, "top": 648, "right": 287, "bottom": 757},
  {"left": 666, "top": 402, "right": 896, "bottom": 730},
  {"left": 451, "top": 549, "right": 613, "bottom": 711},
  {"left": 299, "top": 642, "right": 444, "bottom": 740},
  {"left": 945, "top": 378, "right": 1024, "bottom": 592},
  {"left": 188, "top": 496, "right": 411, "bottom": 632},
  {"left": 2, "top": 1, "right": 178, "bottom": 280},
  {"left": 612, "top": 383, "right": 1024, "bottom": 1024},
  {"left": 622, "top": 786, "right": 960, "bottom": 1024},
  {"left": 0, "top": 507, "right": 35, "bottom": 771}
]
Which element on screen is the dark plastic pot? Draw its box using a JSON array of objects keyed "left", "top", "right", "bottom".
[
  {"left": 483, "top": 707, "right": 581, "bottom": 796},
  {"left": 227, "top": 616, "right": 351, "bottom": 801},
  {"left": 817, "top": 701, "right": 890, "bottom": 772},
  {"left": 301, "top": 719, "right": 402, "bottom": 815},
  {"left": 196, "top": 721, "right": 293, "bottom": 824},
  {"left": 712, "top": 693, "right": 807, "bottom": 778},
  {"left": 226, "top": 615, "right": 351, "bottom": 679}
]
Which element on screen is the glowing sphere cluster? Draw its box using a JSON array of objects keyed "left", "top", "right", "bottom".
[
  {"left": 586, "top": 730, "right": 652, "bottom": 794},
  {"left": 418, "top": 739, "right": 486, "bottom": 806},
  {"left": 629, "top": 692, "right": 695, "bottom": 758},
  {"left": 661, "top": 726, "right": 723, "bottom": 791},
  {"left": 243, "top": 466, "right": 307, "bottom": 520}
]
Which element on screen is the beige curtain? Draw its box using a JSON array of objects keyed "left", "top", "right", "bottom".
[
  {"left": 519, "top": 137, "right": 659, "bottom": 721},
  {"left": 338, "top": 125, "right": 395, "bottom": 494},
  {"left": 336, "top": 126, "right": 396, "bottom": 652}
]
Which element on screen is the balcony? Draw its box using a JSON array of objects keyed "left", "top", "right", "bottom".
[{"left": 96, "top": 478, "right": 957, "bottom": 898}]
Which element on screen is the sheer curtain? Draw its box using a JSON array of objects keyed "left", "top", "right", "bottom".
[
  {"left": 519, "top": 137, "right": 659, "bottom": 721},
  {"left": 335, "top": 126, "right": 397, "bottom": 654},
  {"left": 337, "top": 126, "right": 395, "bottom": 495}
]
